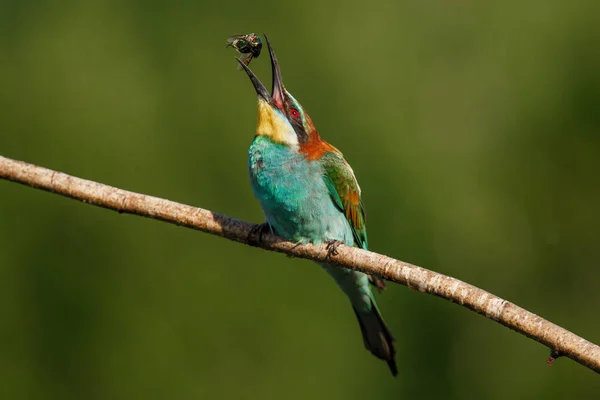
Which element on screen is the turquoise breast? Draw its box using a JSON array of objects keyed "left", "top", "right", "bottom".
[{"left": 248, "top": 136, "right": 354, "bottom": 246}]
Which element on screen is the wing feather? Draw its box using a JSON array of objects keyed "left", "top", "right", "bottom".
[
  {"left": 320, "top": 151, "right": 367, "bottom": 250},
  {"left": 321, "top": 151, "right": 385, "bottom": 290}
]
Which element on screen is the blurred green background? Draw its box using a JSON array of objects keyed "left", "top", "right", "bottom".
[{"left": 1, "top": 0, "right": 599, "bottom": 398}]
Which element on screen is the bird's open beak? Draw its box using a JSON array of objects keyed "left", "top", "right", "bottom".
[{"left": 237, "top": 34, "right": 286, "bottom": 112}]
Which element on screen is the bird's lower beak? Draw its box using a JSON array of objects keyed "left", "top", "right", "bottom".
[
  {"left": 238, "top": 34, "right": 286, "bottom": 112},
  {"left": 237, "top": 58, "right": 272, "bottom": 104}
]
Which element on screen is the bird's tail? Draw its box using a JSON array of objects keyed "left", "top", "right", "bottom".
[{"left": 353, "top": 298, "right": 398, "bottom": 376}]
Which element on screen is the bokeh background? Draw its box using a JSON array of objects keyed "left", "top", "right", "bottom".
[{"left": 1, "top": 1, "right": 599, "bottom": 398}]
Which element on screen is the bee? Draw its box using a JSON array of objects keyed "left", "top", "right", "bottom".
[{"left": 226, "top": 33, "right": 263, "bottom": 70}]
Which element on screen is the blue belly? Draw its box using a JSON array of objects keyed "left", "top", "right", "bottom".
[
  {"left": 248, "top": 136, "right": 354, "bottom": 246},
  {"left": 248, "top": 136, "right": 372, "bottom": 310}
]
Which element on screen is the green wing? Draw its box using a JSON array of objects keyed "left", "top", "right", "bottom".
[
  {"left": 321, "top": 151, "right": 368, "bottom": 250},
  {"left": 322, "top": 151, "right": 386, "bottom": 290}
]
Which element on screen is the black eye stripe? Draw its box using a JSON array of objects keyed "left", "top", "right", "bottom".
[
  {"left": 284, "top": 99, "right": 308, "bottom": 144},
  {"left": 291, "top": 122, "right": 308, "bottom": 144}
]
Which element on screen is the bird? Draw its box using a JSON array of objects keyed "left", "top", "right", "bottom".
[{"left": 236, "top": 35, "right": 397, "bottom": 376}]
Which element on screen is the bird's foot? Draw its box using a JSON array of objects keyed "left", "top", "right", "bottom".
[
  {"left": 246, "top": 222, "right": 271, "bottom": 246},
  {"left": 368, "top": 275, "right": 387, "bottom": 292},
  {"left": 325, "top": 239, "right": 344, "bottom": 259},
  {"left": 285, "top": 241, "right": 305, "bottom": 258}
]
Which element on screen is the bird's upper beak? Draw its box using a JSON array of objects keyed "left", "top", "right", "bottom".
[
  {"left": 266, "top": 35, "right": 286, "bottom": 112},
  {"left": 237, "top": 34, "right": 286, "bottom": 113}
]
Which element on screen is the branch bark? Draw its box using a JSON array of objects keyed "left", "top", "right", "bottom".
[{"left": 1, "top": 154, "right": 599, "bottom": 373}]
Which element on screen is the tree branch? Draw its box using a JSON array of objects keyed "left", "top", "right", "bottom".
[{"left": 1, "top": 154, "right": 599, "bottom": 373}]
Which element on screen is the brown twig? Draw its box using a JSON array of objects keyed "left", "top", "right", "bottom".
[{"left": 1, "top": 154, "right": 599, "bottom": 373}]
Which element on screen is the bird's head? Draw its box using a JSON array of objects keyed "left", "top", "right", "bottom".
[{"left": 237, "top": 35, "right": 320, "bottom": 151}]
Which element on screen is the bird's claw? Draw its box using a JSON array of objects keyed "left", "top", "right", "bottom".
[
  {"left": 247, "top": 223, "right": 271, "bottom": 246},
  {"left": 326, "top": 240, "right": 343, "bottom": 259},
  {"left": 368, "top": 275, "right": 387, "bottom": 292},
  {"left": 284, "top": 241, "right": 304, "bottom": 258}
]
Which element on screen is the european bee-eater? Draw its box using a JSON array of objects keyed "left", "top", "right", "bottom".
[{"left": 238, "top": 36, "right": 397, "bottom": 376}]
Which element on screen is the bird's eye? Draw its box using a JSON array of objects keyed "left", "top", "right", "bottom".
[{"left": 290, "top": 108, "right": 300, "bottom": 118}]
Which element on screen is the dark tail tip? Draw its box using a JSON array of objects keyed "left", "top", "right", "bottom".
[
  {"left": 388, "top": 358, "right": 398, "bottom": 377},
  {"left": 353, "top": 300, "right": 398, "bottom": 377}
]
